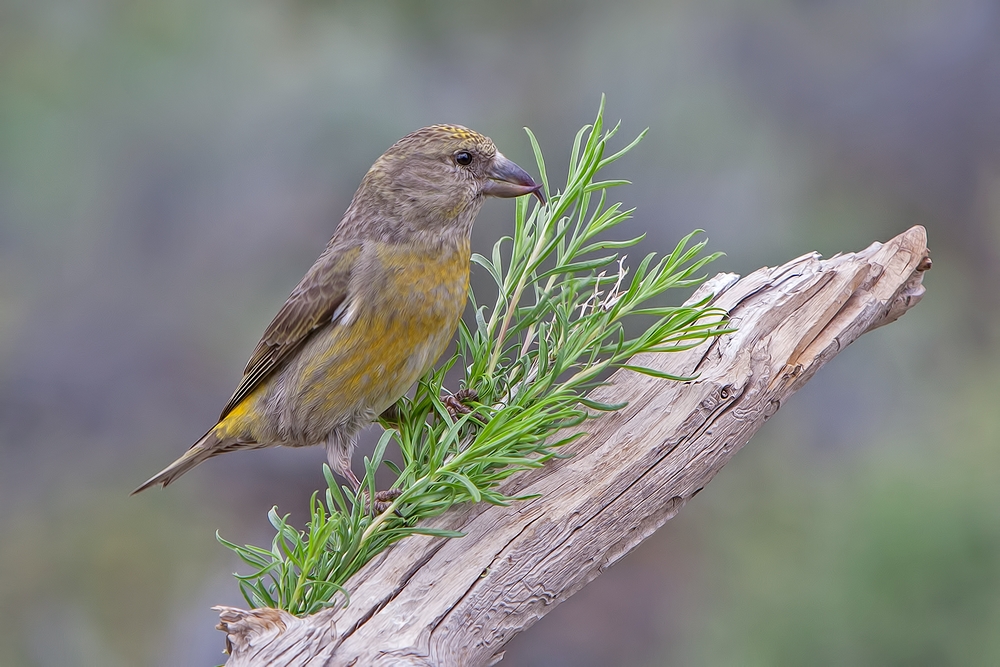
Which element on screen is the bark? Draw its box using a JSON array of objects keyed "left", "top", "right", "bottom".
[{"left": 215, "top": 226, "right": 931, "bottom": 667}]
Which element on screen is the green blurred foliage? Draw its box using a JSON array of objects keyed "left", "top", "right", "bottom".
[
  {"left": 676, "top": 358, "right": 1000, "bottom": 666},
  {"left": 0, "top": 488, "right": 224, "bottom": 665}
]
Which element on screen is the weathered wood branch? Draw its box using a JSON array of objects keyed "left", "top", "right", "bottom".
[{"left": 215, "top": 226, "right": 931, "bottom": 667}]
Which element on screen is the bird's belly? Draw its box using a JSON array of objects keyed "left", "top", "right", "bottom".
[{"left": 273, "top": 246, "right": 468, "bottom": 443}]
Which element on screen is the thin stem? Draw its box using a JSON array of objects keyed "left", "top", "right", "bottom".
[{"left": 486, "top": 218, "right": 548, "bottom": 377}]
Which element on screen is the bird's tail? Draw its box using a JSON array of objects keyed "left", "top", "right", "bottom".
[{"left": 132, "top": 428, "right": 229, "bottom": 495}]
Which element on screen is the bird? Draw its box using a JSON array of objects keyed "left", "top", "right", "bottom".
[{"left": 133, "top": 124, "right": 544, "bottom": 494}]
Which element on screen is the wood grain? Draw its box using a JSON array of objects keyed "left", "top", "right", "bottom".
[{"left": 215, "top": 226, "right": 930, "bottom": 667}]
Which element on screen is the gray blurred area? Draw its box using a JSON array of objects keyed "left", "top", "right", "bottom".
[{"left": 2, "top": 0, "right": 999, "bottom": 664}]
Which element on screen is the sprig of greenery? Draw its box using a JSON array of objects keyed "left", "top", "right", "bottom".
[{"left": 218, "top": 98, "right": 728, "bottom": 617}]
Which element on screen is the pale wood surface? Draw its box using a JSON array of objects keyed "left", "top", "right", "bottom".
[{"left": 214, "top": 226, "right": 930, "bottom": 667}]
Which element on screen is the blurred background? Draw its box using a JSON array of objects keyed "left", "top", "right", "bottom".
[{"left": 2, "top": 0, "right": 999, "bottom": 664}]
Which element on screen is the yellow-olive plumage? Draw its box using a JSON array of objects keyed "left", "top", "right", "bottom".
[{"left": 134, "top": 125, "right": 542, "bottom": 494}]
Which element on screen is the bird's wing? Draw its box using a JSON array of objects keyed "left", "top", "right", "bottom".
[{"left": 219, "top": 242, "right": 362, "bottom": 420}]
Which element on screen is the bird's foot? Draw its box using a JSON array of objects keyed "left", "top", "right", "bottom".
[
  {"left": 370, "top": 488, "right": 403, "bottom": 514},
  {"left": 444, "top": 387, "right": 480, "bottom": 421},
  {"left": 344, "top": 470, "right": 402, "bottom": 514},
  {"left": 378, "top": 403, "right": 403, "bottom": 427}
]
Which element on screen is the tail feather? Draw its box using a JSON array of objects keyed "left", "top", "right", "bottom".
[{"left": 132, "top": 429, "right": 227, "bottom": 495}]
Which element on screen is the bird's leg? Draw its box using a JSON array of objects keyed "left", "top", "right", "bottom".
[
  {"left": 325, "top": 435, "right": 400, "bottom": 514},
  {"left": 325, "top": 436, "right": 361, "bottom": 491},
  {"left": 444, "top": 387, "right": 479, "bottom": 421}
]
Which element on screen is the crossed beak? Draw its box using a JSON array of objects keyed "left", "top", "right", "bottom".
[{"left": 483, "top": 152, "right": 546, "bottom": 204}]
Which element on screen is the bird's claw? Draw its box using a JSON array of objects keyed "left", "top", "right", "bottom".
[
  {"left": 370, "top": 488, "right": 403, "bottom": 514},
  {"left": 378, "top": 403, "right": 403, "bottom": 427},
  {"left": 444, "top": 388, "right": 479, "bottom": 420}
]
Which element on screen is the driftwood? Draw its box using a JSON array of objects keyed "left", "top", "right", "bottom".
[{"left": 214, "top": 226, "right": 931, "bottom": 666}]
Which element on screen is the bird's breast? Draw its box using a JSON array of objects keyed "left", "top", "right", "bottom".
[{"left": 280, "top": 236, "right": 471, "bottom": 437}]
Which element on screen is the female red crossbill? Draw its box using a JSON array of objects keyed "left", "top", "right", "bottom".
[{"left": 134, "top": 125, "right": 543, "bottom": 494}]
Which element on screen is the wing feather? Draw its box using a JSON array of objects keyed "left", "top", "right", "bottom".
[{"left": 219, "top": 243, "right": 361, "bottom": 419}]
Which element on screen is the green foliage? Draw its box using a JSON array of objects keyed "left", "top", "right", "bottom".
[
  {"left": 219, "top": 99, "right": 727, "bottom": 616},
  {"left": 679, "top": 417, "right": 1000, "bottom": 667}
]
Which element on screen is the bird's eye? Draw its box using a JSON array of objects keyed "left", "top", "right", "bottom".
[{"left": 454, "top": 151, "right": 473, "bottom": 166}]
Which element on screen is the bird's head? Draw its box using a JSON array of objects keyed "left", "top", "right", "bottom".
[{"left": 342, "top": 124, "right": 544, "bottom": 241}]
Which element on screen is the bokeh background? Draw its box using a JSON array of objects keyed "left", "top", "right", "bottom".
[{"left": 2, "top": 0, "right": 1000, "bottom": 665}]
